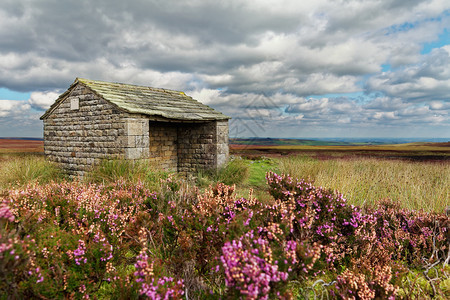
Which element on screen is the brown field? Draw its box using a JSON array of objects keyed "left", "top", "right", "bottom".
[
  {"left": 1, "top": 138, "right": 448, "bottom": 161},
  {"left": 0, "top": 139, "right": 44, "bottom": 153},
  {"left": 0, "top": 139, "right": 44, "bottom": 163},
  {"left": 230, "top": 142, "right": 450, "bottom": 162}
]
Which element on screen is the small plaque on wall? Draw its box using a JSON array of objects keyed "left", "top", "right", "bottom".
[{"left": 71, "top": 98, "right": 79, "bottom": 110}]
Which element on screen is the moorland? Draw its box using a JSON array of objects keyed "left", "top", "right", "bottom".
[{"left": 0, "top": 138, "right": 449, "bottom": 299}]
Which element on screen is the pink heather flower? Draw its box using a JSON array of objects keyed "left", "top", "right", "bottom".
[
  {"left": 139, "top": 277, "right": 184, "bottom": 299},
  {"left": 244, "top": 211, "right": 254, "bottom": 226},
  {"left": 0, "top": 202, "right": 15, "bottom": 222},
  {"left": 220, "top": 232, "right": 288, "bottom": 299},
  {"left": 74, "top": 240, "right": 87, "bottom": 265}
]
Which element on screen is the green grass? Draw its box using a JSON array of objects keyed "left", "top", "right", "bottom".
[
  {"left": 277, "top": 155, "right": 449, "bottom": 213},
  {"left": 195, "top": 157, "right": 278, "bottom": 204},
  {"left": 246, "top": 157, "right": 278, "bottom": 186},
  {"left": 196, "top": 157, "right": 250, "bottom": 187},
  {"left": 196, "top": 157, "right": 277, "bottom": 188}
]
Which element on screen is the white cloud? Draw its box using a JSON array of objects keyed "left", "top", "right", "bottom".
[
  {"left": 0, "top": 100, "right": 30, "bottom": 117},
  {"left": 0, "top": 99, "right": 42, "bottom": 137},
  {"left": 429, "top": 101, "right": 450, "bottom": 110},
  {"left": 285, "top": 98, "right": 329, "bottom": 113},
  {"left": 373, "top": 111, "right": 397, "bottom": 120},
  {"left": 29, "top": 91, "right": 59, "bottom": 110},
  {"left": 366, "top": 46, "right": 450, "bottom": 101},
  {"left": 187, "top": 88, "right": 222, "bottom": 106}
]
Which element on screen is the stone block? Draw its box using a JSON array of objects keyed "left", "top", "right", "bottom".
[
  {"left": 150, "top": 146, "right": 158, "bottom": 153},
  {"left": 217, "top": 154, "right": 228, "bottom": 168},
  {"left": 125, "top": 147, "right": 149, "bottom": 160},
  {"left": 125, "top": 120, "right": 144, "bottom": 136},
  {"left": 217, "top": 144, "right": 229, "bottom": 155},
  {"left": 135, "top": 135, "right": 149, "bottom": 148},
  {"left": 141, "top": 148, "right": 149, "bottom": 157},
  {"left": 127, "top": 136, "right": 136, "bottom": 148}
]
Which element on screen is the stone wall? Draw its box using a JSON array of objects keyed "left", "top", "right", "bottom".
[
  {"left": 43, "top": 85, "right": 149, "bottom": 177},
  {"left": 177, "top": 121, "right": 229, "bottom": 174},
  {"left": 147, "top": 120, "right": 229, "bottom": 174},
  {"left": 148, "top": 122, "right": 178, "bottom": 171}
]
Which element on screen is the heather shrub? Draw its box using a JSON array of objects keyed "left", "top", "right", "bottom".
[
  {"left": 0, "top": 203, "right": 34, "bottom": 298},
  {"left": 1, "top": 180, "right": 171, "bottom": 298},
  {"left": 171, "top": 183, "right": 261, "bottom": 288},
  {"left": 0, "top": 171, "right": 448, "bottom": 298},
  {"left": 264, "top": 171, "right": 449, "bottom": 298},
  {"left": 219, "top": 230, "right": 290, "bottom": 299}
]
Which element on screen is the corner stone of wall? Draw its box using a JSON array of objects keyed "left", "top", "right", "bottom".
[
  {"left": 215, "top": 120, "right": 229, "bottom": 168},
  {"left": 124, "top": 118, "right": 150, "bottom": 160}
]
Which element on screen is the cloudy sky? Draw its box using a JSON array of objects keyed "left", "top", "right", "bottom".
[{"left": 0, "top": 0, "right": 449, "bottom": 138}]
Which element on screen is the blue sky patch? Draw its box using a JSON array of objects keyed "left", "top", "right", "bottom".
[
  {"left": 0, "top": 88, "right": 30, "bottom": 101},
  {"left": 422, "top": 28, "right": 450, "bottom": 54}
]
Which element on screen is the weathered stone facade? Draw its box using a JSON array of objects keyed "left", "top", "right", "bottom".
[
  {"left": 177, "top": 121, "right": 229, "bottom": 174},
  {"left": 41, "top": 78, "right": 230, "bottom": 177},
  {"left": 147, "top": 121, "right": 229, "bottom": 173},
  {"left": 148, "top": 122, "right": 178, "bottom": 170}
]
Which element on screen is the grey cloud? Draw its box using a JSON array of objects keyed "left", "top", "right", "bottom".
[
  {"left": 198, "top": 87, "right": 448, "bottom": 137},
  {"left": 285, "top": 98, "right": 329, "bottom": 113},
  {"left": 363, "top": 97, "right": 406, "bottom": 110},
  {"left": 0, "top": 0, "right": 449, "bottom": 138},
  {"left": 397, "top": 106, "right": 431, "bottom": 117},
  {"left": 366, "top": 46, "right": 450, "bottom": 101},
  {"left": 1, "top": 0, "right": 447, "bottom": 94},
  {"left": 284, "top": 97, "right": 363, "bottom": 115}
]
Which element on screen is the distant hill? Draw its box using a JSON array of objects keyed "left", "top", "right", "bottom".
[
  {"left": 229, "top": 138, "right": 386, "bottom": 146},
  {"left": 0, "top": 137, "right": 43, "bottom": 141}
]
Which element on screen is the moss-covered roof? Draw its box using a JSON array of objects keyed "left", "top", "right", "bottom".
[{"left": 41, "top": 78, "right": 230, "bottom": 121}]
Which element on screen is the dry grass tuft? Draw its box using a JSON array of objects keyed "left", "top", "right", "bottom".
[
  {"left": 278, "top": 156, "right": 449, "bottom": 213},
  {"left": 0, "top": 156, "right": 65, "bottom": 188}
]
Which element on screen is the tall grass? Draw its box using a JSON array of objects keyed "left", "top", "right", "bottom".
[
  {"left": 85, "top": 159, "right": 170, "bottom": 190},
  {"left": 0, "top": 156, "right": 65, "bottom": 188},
  {"left": 196, "top": 157, "right": 250, "bottom": 187},
  {"left": 278, "top": 156, "right": 449, "bottom": 213},
  {"left": 2, "top": 152, "right": 447, "bottom": 213}
]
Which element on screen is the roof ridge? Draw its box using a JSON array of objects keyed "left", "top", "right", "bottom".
[{"left": 76, "top": 77, "right": 187, "bottom": 96}]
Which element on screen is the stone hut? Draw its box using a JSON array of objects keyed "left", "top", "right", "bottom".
[{"left": 40, "top": 78, "right": 230, "bottom": 177}]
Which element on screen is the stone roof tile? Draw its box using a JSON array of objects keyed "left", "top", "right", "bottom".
[{"left": 41, "top": 78, "right": 230, "bottom": 121}]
